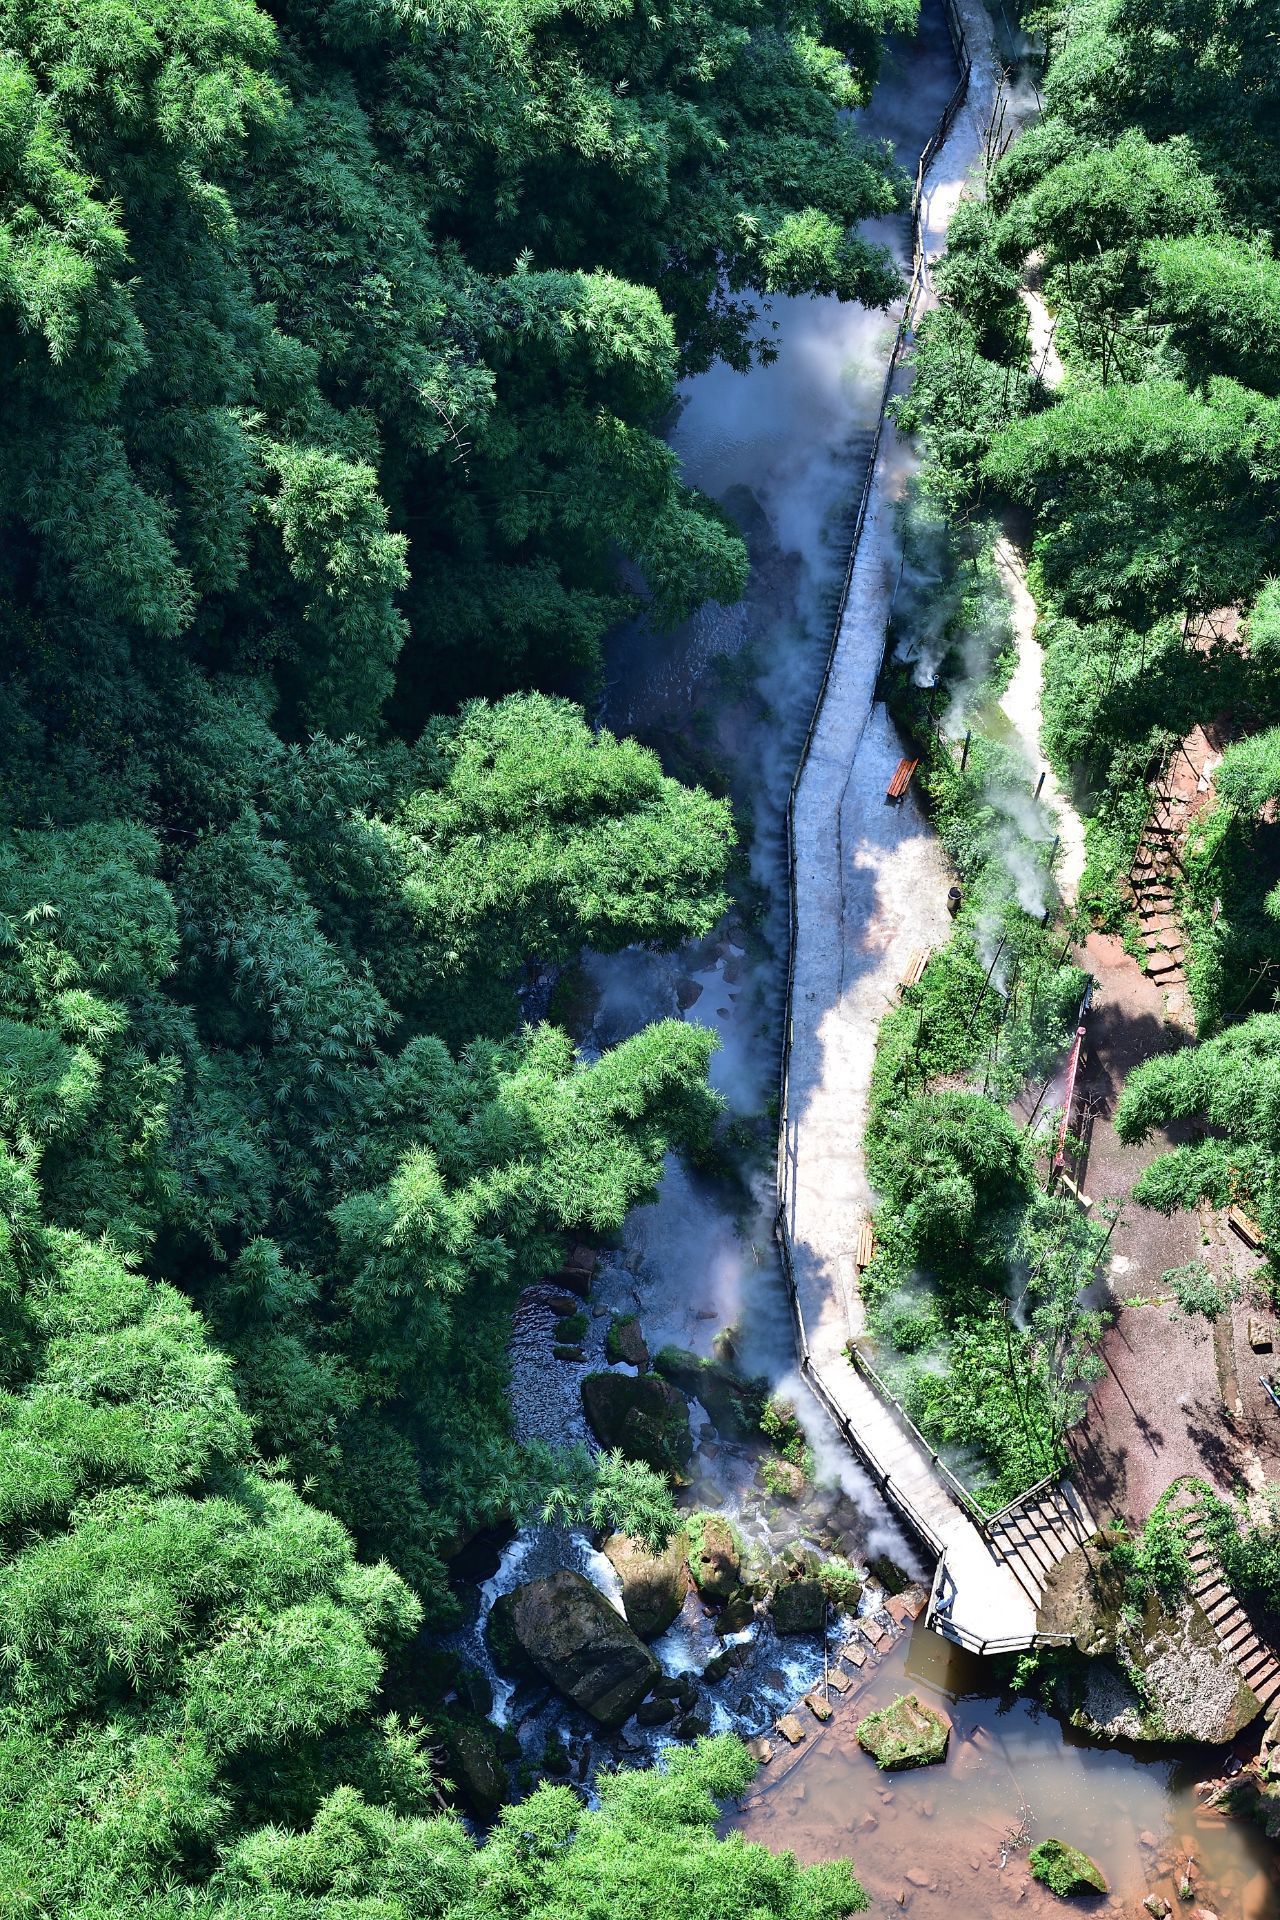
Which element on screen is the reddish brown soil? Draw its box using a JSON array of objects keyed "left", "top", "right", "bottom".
[{"left": 1061, "top": 934, "right": 1280, "bottom": 1526}]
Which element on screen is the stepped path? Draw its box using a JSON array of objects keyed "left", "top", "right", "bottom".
[
  {"left": 778, "top": 0, "right": 1089, "bottom": 1651},
  {"left": 985, "top": 1479, "right": 1101, "bottom": 1613},
  {"left": 1129, "top": 721, "right": 1228, "bottom": 1030},
  {"left": 1174, "top": 1488, "right": 1280, "bottom": 1717}
]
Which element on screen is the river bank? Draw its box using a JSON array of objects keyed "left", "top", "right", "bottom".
[{"left": 447, "top": 0, "right": 1280, "bottom": 1902}]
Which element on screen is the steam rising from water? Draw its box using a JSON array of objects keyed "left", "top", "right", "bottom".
[{"left": 772, "top": 1368, "right": 925, "bottom": 1574}]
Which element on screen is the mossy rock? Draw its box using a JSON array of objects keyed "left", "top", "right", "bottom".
[
  {"left": 454, "top": 1662, "right": 493, "bottom": 1717},
  {"left": 687, "top": 1512, "right": 741, "bottom": 1601},
  {"left": 486, "top": 1592, "right": 537, "bottom": 1679},
  {"left": 702, "top": 1642, "right": 748, "bottom": 1683},
  {"left": 716, "top": 1585, "right": 757, "bottom": 1635},
  {"left": 581, "top": 1370, "right": 692, "bottom": 1476},
  {"left": 866, "top": 1552, "right": 913, "bottom": 1596},
  {"left": 856, "top": 1692, "right": 950, "bottom": 1770},
  {"left": 654, "top": 1345, "right": 765, "bottom": 1438},
  {"left": 439, "top": 1714, "right": 507, "bottom": 1818},
  {"left": 1028, "top": 1839, "right": 1108, "bottom": 1898},
  {"left": 555, "top": 1310, "right": 588, "bottom": 1344},
  {"left": 602, "top": 1528, "right": 691, "bottom": 1639},
  {"left": 492, "top": 1569, "right": 658, "bottom": 1728},
  {"left": 766, "top": 1547, "right": 827, "bottom": 1635},
  {"left": 605, "top": 1314, "right": 649, "bottom": 1368},
  {"left": 636, "top": 1695, "right": 677, "bottom": 1725},
  {"left": 759, "top": 1454, "right": 807, "bottom": 1501},
  {"left": 769, "top": 1573, "right": 826, "bottom": 1635}
]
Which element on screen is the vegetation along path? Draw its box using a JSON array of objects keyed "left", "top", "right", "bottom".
[{"left": 778, "top": 0, "right": 1056, "bottom": 1651}]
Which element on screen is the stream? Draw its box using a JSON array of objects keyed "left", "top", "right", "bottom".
[{"left": 469, "top": 3, "right": 1280, "bottom": 1909}]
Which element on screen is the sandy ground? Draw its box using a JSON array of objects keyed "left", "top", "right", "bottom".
[{"left": 1059, "top": 932, "right": 1280, "bottom": 1524}]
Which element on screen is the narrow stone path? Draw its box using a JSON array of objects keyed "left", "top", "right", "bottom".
[
  {"left": 781, "top": 0, "right": 1051, "bottom": 1651},
  {"left": 992, "top": 538, "right": 1087, "bottom": 906}
]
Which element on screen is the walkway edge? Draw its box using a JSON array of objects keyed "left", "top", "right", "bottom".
[{"left": 772, "top": 0, "right": 1062, "bottom": 1655}]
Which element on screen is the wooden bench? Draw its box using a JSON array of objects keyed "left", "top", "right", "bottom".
[
  {"left": 855, "top": 1217, "right": 875, "bottom": 1272},
  {"left": 886, "top": 757, "right": 919, "bottom": 802},
  {"left": 1228, "top": 1206, "right": 1264, "bottom": 1250},
  {"left": 899, "top": 948, "right": 929, "bottom": 992}
]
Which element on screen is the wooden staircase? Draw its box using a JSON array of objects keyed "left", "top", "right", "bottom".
[
  {"left": 1181, "top": 1500, "right": 1280, "bottom": 1717},
  {"left": 1130, "top": 778, "right": 1191, "bottom": 1004},
  {"left": 987, "top": 1477, "right": 1101, "bottom": 1610}
]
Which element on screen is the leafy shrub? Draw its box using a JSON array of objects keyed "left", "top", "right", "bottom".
[{"left": 1163, "top": 1260, "right": 1237, "bottom": 1321}]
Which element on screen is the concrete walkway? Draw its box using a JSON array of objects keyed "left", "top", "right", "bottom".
[{"left": 781, "top": 0, "right": 1042, "bottom": 1648}]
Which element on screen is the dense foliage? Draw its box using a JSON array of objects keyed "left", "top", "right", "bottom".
[
  {"left": 1199, "top": 1487, "right": 1280, "bottom": 1621},
  {"left": 3, "top": 1727, "right": 869, "bottom": 1918},
  {"left": 0, "top": 0, "right": 912, "bottom": 1901},
  {"left": 893, "top": 0, "right": 1280, "bottom": 1270},
  {"left": 861, "top": 504, "right": 1103, "bottom": 1504},
  {"left": 1115, "top": 1014, "right": 1280, "bottom": 1250}
]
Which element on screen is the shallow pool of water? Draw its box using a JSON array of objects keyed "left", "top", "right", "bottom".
[{"left": 731, "top": 1627, "right": 1279, "bottom": 1917}]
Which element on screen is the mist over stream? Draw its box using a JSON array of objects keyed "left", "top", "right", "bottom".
[{"left": 459, "top": 5, "right": 1280, "bottom": 1909}]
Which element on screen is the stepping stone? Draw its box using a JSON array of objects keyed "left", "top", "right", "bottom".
[
  {"left": 747, "top": 1735, "right": 774, "bottom": 1764},
  {"left": 827, "top": 1668, "right": 854, "bottom": 1695},
  {"left": 842, "top": 1642, "right": 868, "bottom": 1668},
  {"left": 776, "top": 1713, "right": 806, "bottom": 1746},
  {"left": 863, "top": 1621, "right": 891, "bottom": 1650},
  {"left": 804, "top": 1691, "right": 834, "bottom": 1722}
]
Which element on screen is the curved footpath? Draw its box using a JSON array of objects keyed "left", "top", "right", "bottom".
[{"left": 780, "top": 0, "right": 1045, "bottom": 1649}]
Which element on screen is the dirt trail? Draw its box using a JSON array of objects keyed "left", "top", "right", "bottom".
[
  {"left": 1062, "top": 929, "right": 1280, "bottom": 1525},
  {"left": 992, "top": 538, "right": 1087, "bottom": 904}
]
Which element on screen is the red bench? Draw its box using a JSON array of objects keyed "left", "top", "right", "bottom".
[{"left": 886, "top": 757, "right": 919, "bottom": 802}]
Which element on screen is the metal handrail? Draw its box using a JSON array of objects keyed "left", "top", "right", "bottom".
[
  {"left": 775, "top": 1212, "right": 949, "bottom": 1558},
  {"left": 775, "top": 15, "right": 971, "bottom": 1226},
  {"left": 984, "top": 1473, "right": 1061, "bottom": 1527},
  {"left": 846, "top": 1342, "right": 991, "bottom": 1527},
  {"left": 766, "top": 0, "right": 1063, "bottom": 1645}
]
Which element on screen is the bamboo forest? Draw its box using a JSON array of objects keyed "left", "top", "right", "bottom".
[{"left": 1, "top": 0, "right": 1279, "bottom": 1914}]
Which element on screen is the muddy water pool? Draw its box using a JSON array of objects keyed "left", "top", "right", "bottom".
[{"left": 731, "top": 1627, "right": 1279, "bottom": 1916}]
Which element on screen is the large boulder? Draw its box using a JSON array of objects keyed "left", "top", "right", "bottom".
[
  {"left": 605, "top": 1314, "right": 649, "bottom": 1369},
  {"left": 1052, "top": 1556, "right": 1264, "bottom": 1745},
  {"left": 769, "top": 1572, "right": 826, "bottom": 1635},
  {"left": 581, "top": 1371, "right": 692, "bottom": 1477},
  {"left": 856, "top": 1693, "right": 951, "bottom": 1770},
  {"left": 1029, "top": 1839, "right": 1108, "bottom": 1898},
  {"left": 602, "top": 1530, "right": 691, "bottom": 1639},
  {"left": 688, "top": 1513, "right": 741, "bottom": 1601},
  {"left": 654, "top": 1346, "right": 766, "bottom": 1439},
  {"left": 487, "top": 1570, "right": 658, "bottom": 1728},
  {"left": 767, "top": 1547, "right": 827, "bottom": 1634},
  {"left": 439, "top": 1715, "right": 507, "bottom": 1818}
]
